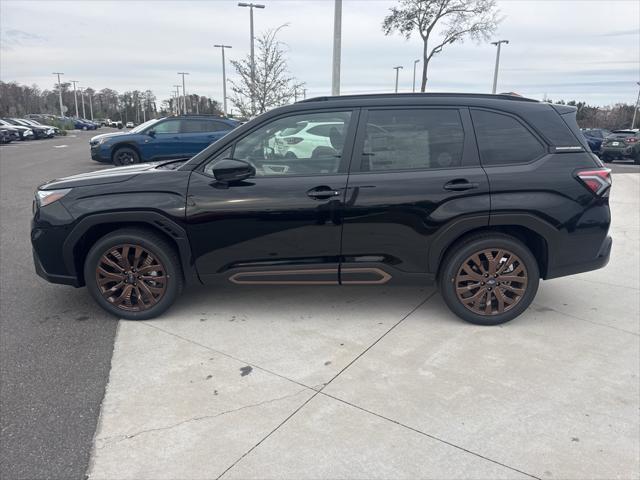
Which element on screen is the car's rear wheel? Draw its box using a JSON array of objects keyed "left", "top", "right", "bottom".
[
  {"left": 113, "top": 147, "right": 140, "bottom": 166},
  {"left": 439, "top": 233, "right": 539, "bottom": 326},
  {"left": 84, "top": 229, "right": 183, "bottom": 320}
]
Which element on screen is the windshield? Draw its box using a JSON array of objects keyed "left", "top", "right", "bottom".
[{"left": 131, "top": 118, "right": 162, "bottom": 133}]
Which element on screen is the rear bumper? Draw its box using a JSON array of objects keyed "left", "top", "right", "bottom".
[
  {"left": 601, "top": 146, "right": 636, "bottom": 158},
  {"left": 546, "top": 235, "right": 611, "bottom": 279}
]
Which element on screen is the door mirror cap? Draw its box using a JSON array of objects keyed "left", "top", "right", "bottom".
[
  {"left": 212, "top": 159, "right": 255, "bottom": 183},
  {"left": 147, "top": 129, "right": 155, "bottom": 137}
]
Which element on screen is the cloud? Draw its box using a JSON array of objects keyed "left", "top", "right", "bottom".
[
  {"left": 0, "top": 29, "right": 46, "bottom": 50},
  {"left": 599, "top": 28, "right": 640, "bottom": 37},
  {"left": 0, "top": 0, "right": 638, "bottom": 106}
]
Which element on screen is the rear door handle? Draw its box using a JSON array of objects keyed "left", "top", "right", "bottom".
[
  {"left": 443, "top": 180, "right": 479, "bottom": 191},
  {"left": 307, "top": 186, "right": 341, "bottom": 199}
]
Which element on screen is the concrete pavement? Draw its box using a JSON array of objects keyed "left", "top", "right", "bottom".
[{"left": 88, "top": 174, "right": 639, "bottom": 479}]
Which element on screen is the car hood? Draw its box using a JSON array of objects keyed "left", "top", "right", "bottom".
[
  {"left": 90, "top": 131, "right": 133, "bottom": 143},
  {"left": 39, "top": 162, "right": 164, "bottom": 190}
]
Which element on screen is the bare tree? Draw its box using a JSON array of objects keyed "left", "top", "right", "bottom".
[
  {"left": 383, "top": 0, "right": 500, "bottom": 92},
  {"left": 229, "top": 25, "right": 304, "bottom": 118}
]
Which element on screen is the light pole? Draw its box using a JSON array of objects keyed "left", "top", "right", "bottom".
[
  {"left": 393, "top": 66, "right": 403, "bottom": 93},
  {"left": 238, "top": 2, "right": 265, "bottom": 114},
  {"left": 52, "top": 72, "right": 65, "bottom": 117},
  {"left": 331, "top": 0, "right": 342, "bottom": 96},
  {"left": 71, "top": 80, "right": 80, "bottom": 117},
  {"left": 491, "top": 40, "right": 509, "bottom": 94},
  {"left": 214, "top": 44, "right": 232, "bottom": 116},
  {"left": 178, "top": 73, "right": 189, "bottom": 114},
  {"left": 173, "top": 85, "right": 181, "bottom": 115},
  {"left": 412, "top": 59, "right": 420, "bottom": 93},
  {"left": 88, "top": 91, "right": 94, "bottom": 120},
  {"left": 79, "top": 87, "right": 86, "bottom": 118},
  {"left": 631, "top": 82, "right": 640, "bottom": 129}
]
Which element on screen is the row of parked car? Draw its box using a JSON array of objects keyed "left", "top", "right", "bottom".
[
  {"left": 0, "top": 114, "right": 114, "bottom": 143},
  {"left": 0, "top": 117, "right": 59, "bottom": 143},
  {"left": 581, "top": 127, "right": 640, "bottom": 164}
]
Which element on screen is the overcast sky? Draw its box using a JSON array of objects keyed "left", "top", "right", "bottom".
[{"left": 1, "top": 0, "right": 638, "bottom": 106}]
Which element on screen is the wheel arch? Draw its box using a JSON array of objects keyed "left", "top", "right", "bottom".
[
  {"left": 64, "top": 212, "right": 199, "bottom": 287},
  {"left": 430, "top": 216, "right": 552, "bottom": 280},
  {"left": 111, "top": 142, "right": 143, "bottom": 163}
]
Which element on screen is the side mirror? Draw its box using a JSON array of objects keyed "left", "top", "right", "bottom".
[
  {"left": 147, "top": 130, "right": 156, "bottom": 137},
  {"left": 212, "top": 159, "right": 255, "bottom": 183}
]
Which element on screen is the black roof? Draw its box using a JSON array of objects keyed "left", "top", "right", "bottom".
[{"left": 299, "top": 92, "right": 539, "bottom": 104}]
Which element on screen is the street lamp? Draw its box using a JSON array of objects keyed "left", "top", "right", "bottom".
[
  {"left": 331, "top": 0, "right": 342, "bottom": 96},
  {"left": 412, "top": 59, "right": 420, "bottom": 93},
  {"left": 393, "top": 66, "right": 403, "bottom": 93},
  {"left": 87, "top": 90, "right": 94, "bottom": 120},
  {"left": 79, "top": 87, "right": 86, "bottom": 118},
  {"left": 178, "top": 72, "right": 189, "bottom": 114},
  {"left": 214, "top": 44, "right": 232, "bottom": 116},
  {"left": 71, "top": 80, "right": 80, "bottom": 117},
  {"left": 238, "top": 2, "right": 265, "bottom": 113},
  {"left": 173, "top": 85, "right": 181, "bottom": 115},
  {"left": 491, "top": 40, "right": 509, "bottom": 94},
  {"left": 631, "top": 81, "right": 640, "bottom": 129},
  {"left": 52, "top": 72, "right": 65, "bottom": 117}
]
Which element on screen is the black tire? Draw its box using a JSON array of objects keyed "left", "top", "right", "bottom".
[
  {"left": 112, "top": 147, "right": 140, "bottom": 166},
  {"left": 601, "top": 154, "right": 612, "bottom": 163},
  {"left": 84, "top": 228, "right": 183, "bottom": 320},
  {"left": 439, "top": 233, "right": 539, "bottom": 326}
]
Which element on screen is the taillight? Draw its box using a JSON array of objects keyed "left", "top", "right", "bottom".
[
  {"left": 576, "top": 168, "right": 611, "bottom": 196},
  {"left": 284, "top": 137, "right": 303, "bottom": 145},
  {"left": 625, "top": 137, "right": 638, "bottom": 143}
]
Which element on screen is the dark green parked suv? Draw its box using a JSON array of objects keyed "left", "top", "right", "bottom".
[{"left": 601, "top": 129, "right": 640, "bottom": 164}]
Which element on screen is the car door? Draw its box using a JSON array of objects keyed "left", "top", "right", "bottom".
[
  {"left": 339, "top": 107, "right": 490, "bottom": 284},
  {"left": 145, "top": 118, "right": 183, "bottom": 160},
  {"left": 180, "top": 119, "right": 232, "bottom": 156},
  {"left": 186, "top": 109, "right": 358, "bottom": 285}
]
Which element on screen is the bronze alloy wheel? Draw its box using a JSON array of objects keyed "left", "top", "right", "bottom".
[
  {"left": 95, "top": 244, "right": 168, "bottom": 312},
  {"left": 454, "top": 248, "right": 528, "bottom": 316}
]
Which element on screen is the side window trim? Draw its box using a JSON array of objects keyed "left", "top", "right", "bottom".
[
  {"left": 199, "top": 108, "right": 360, "bottom": 179},
  {"left": 349, "top": 106, "right": 470, "bottom": 174},
  {"left": 469, "top": 107, "right": 549, "bottom": 167}
]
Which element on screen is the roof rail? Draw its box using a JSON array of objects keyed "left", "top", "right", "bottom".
[{"left": 298, "top": 92, "right": 539, "bottom": 103}]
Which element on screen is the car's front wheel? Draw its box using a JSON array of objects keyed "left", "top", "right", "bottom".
[
  {"left": 112, "top": 147, "right": 140, "bottom": 166},
  {"left": 84, "top": 229, "right": 183, "bottom": 320},
  {"left": 439, "top": 233, "right": 539, "bottom": 326}
]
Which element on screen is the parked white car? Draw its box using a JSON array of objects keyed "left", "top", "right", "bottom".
[
  {"left": 274, "top": 121, "right": 345, "bottom": 158},
  {"left": 125, "top": 121, "right": 134, "bottom": 128}
]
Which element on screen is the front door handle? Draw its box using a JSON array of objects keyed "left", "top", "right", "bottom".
[
  {"left": 443, "top": 179, "right": 479, "bottom": 191},
  {"left": 307, "top": 186, "right": 341, "bottom": 200}
]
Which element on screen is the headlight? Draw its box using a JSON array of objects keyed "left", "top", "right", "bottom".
[
  {"left": 36, "top": 188, "right": 71, "bottom": 207},
  {"left": 25, "top": 129, "right": 33, "bottom": 136}
]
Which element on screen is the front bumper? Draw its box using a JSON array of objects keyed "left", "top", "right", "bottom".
[
  {"left": 90, "top": 144, "right": 111, "bottom": 162},
  {"left": 33, "top": 248, "right": 80, "bottom": 287}
]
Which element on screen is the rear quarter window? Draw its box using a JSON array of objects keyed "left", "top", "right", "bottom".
[{"left": 471, "top": 110, "right": 546, "bottom": 166}]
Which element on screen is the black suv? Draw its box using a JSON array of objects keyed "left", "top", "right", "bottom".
[{"left": 31, "top": 94, "right": 612, "bottom": 325}]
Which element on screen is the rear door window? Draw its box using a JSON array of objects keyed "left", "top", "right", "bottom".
[
  {"left": 471, "top": 110, "right": 546, "bottom": 166},
  {"left": 357, "top": 109, "right": 465, "bottom": 171},
  {"left": 182, "top": 119, "right": 231, "bottom": 133}
]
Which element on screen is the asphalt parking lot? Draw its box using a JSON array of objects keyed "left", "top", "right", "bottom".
[{"left": 1, "top": 132, "right": 639, "bottom": 480}]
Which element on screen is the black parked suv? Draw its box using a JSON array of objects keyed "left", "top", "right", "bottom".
[{"left": 31, "top": 94, "right": 612, "bottom": 325}]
